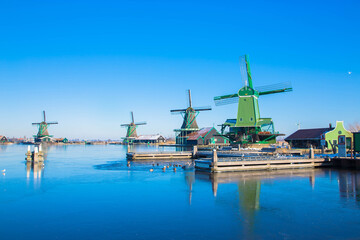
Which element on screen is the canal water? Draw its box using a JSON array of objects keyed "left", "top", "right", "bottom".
[{"left": 0, "top": 144, "right": 359, "bottom": 240}]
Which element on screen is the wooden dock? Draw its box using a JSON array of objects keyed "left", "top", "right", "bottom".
[
  {"left": 126, "top": 151, "right": 193, "bottom": 160},
  {"left": 332, "top": 157, "right": 360, "bottom": 169},
  {"left": 195, "top": 149, "right": 332, "bottom": 172},
  {"left": 126, "top": 145, "right": 199, "bottom": 160}
]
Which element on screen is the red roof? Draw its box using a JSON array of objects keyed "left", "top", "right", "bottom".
[
  {"left": 186, "top": 127, "right": 213, "bottom": 140},
  {"left": 285, "top": 128, "right": 333, "bottom": 141}
]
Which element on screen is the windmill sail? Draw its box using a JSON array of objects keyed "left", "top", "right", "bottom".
[
  {"left": 214, "top": 93, "right": 239, "bottom": 106},
  {"left": 255, "top": 82, "right": 293, "bottom": 95},
  {"left": 193, "top": 106, "right": 212, "bottom": 111},
  {"left": 135, "top": 121, "right": 147, "bottom": 125},
  {"left": 239, "top": 55, "right": 248, "bottom": 87}
]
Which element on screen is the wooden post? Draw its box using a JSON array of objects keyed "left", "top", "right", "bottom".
[
  {"left": 238, "top": 144, "right": 241, "bottom": 151},
  {"left": 192, "top": 146, "right": 198, "bottom": 158},
  {"left": 26, "top": 146, "right": 32, "bottom": 162},
  {"left": 33, "top": 147, "right": 39, "bottom": 163},
  {"left": 212, "top": 149, "right": 218, "bottom": 165},
  {"left": 309, "top": 145, "right": 314, "bottom": 159},
  {"left": 127, "top": 144, "right": 130, "bottom": 153}
]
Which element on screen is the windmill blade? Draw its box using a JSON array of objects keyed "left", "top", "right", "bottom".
[
  {"left": 170, "top": 111, "right": 184, "bottom": 115},
  {"left": 121, "top": 124, "right": 130, "bottom": 127},
  {"left": 239, "top": 55, "right": 248, "bottom": 86},
  {"left": 214, "top": 93, "right": 238, "bottom": 106},
  {"left": 170, "top": 109, "right": 187, "bottom": 113},
  {"left": 135, "top": 122, "right": 147, "bottom": 125},
  {"left": 239, "top": 55, "right": 248, "bottom": 87},
  {"left": 256, "top": 82, "right": 293, "bottom": 96},
  {"left": 194, "top": 106, "right": 212, "bottom": 111},
  {"left": 130, "top": 111, "right": 134, "bottom": 123},
  {"left": 32, "top": 123, "right": 41, "bottom": 125},
  {"left": 239, "top": 55, "right": 254, "bottom": 88},
  {"left": 43, "top": 111, "right": 46, "bottom": 122},
  {"left": 188, "top": 89, "right": 192, "bottom": 108}
]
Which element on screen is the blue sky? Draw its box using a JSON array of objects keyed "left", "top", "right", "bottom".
[{"left": 1, "top": 0, "right": 359, "bottom": 139}]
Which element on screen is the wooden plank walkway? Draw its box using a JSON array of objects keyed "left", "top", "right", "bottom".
[
  {"left": 126, "top": 151, "right": 193, "bottom": 160},
  {"left": 195, "top": 150, "right": 332, "bottom": 172}
]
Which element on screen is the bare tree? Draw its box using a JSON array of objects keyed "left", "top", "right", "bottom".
[{"left": 348, "top": 122, "right": 360, "bottom": 132}]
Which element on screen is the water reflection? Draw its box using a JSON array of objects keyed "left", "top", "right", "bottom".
[
  {"left": 26, "top": 161, "right": 44, "bottom": 180},
  {"left": 25, "top": 145, "right": 48, "bottom": 187},
  {"left": 237, "top": 180, "right": 261, "bottom": 237},
  {"left": 0, "top": 144, "right": 8, "bottom": 152},
  {"left": 338, "top": 170, "right": 360, "bottom": 204},
  {"left": 195, "top": 169, "right": 329, "bottom": 238},
  {"left": 185, "top": 171, "right": 195, "bottom": 205}
]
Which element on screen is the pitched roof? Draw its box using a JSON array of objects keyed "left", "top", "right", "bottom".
[
  {"left": 285, "top": 128, "right": 333, "bottom": 141},
  {"left": 225, "top": 119, "right": 237, "bottom": 125},
  {"left": 186, "top": 127, "right": 213, "bottom": 140},
  {"left": 135, "top": 135, "right": 164, "bottom": 140}
]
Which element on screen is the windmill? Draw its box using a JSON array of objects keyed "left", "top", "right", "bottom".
[
  {"left": 171, "top": 89, "right": 211, "bottom": 145},
  {"left": 121, "top": 111, "right": 146, "bottom": 144},
  {"left": 214, "top": 55, "right": 292, "bottom": 144},
  {"left": 32, "top": 111, "right": 58, "bottom": 143}
]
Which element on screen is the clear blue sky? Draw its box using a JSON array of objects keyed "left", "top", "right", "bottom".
[{"left": 1, "top": 0, "right": 359, "bottom": 139}]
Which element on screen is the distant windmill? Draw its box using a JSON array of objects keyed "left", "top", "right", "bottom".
[
  {"left": 171, "top": 89, "right": 211, "bottom": 144},
  {"left": 121, "top": 111, "right": 146, "bottom": 143},
  {"left": 32, "top": 111, "right": 58, "bottom": 143}
]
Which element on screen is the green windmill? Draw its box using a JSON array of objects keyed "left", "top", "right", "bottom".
[
  {"left": 32, "top": 110, "right": 58, "bottom": 143},
  {"left": 214, "top": 55, "right": 292, "bottom": 144},
  {"left": 171, "top": 89, "right": 211, "bottom": 145},
  {"left": 121, "top": 111, "right": 146, "bottom": 144}
]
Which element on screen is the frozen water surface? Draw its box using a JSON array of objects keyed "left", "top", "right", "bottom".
[{"left": 0, "top": 144, "right": 360, "bottom": 240}]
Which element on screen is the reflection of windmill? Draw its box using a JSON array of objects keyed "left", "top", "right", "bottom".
[
  {"left": 214, "top": 55, "right": 292, "bottom": 144},
  {"left": 32, "top": 111, "right": 58, "bottom": 143},
  {"left": 185, "top": 171, "right": 195, "bottom": 205},
  {"left": 121, "top": 111, "right": 146, "bottom": 144},
  {"left": 171, "top": 89, "right": 211, "bottom": 145},
  {"left": 237, "top": 180, "right": 261, "bottom": 237}
]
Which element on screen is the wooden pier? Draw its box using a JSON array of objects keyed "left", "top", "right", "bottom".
[
  {"left": 126, "top": 145, "right": 198, "bottom": 160},
  {"left": 195, "top": 149, "right": 332, "bottom": 172},
  {"left": 332, "top": 157, "right": 360, "bottom": 170},
  {"left": 126, "top": 151, "right": 193, "bottom": 160}
]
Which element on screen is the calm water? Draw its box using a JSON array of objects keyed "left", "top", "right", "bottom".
[{"left": 0, "top": 144, "right": 360, "bottom": 240}]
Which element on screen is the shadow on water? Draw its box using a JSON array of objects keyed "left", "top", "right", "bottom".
[{"left": 94, "top": 159, "right": 193, "bottom": 171}]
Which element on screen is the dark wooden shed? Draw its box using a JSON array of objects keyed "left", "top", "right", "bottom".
[
  {"left": 285, "top": 127, "right": 333, "bottom": 148},
  {"left": 185, "top": 127, "right": 227, "bottom": 145}
]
